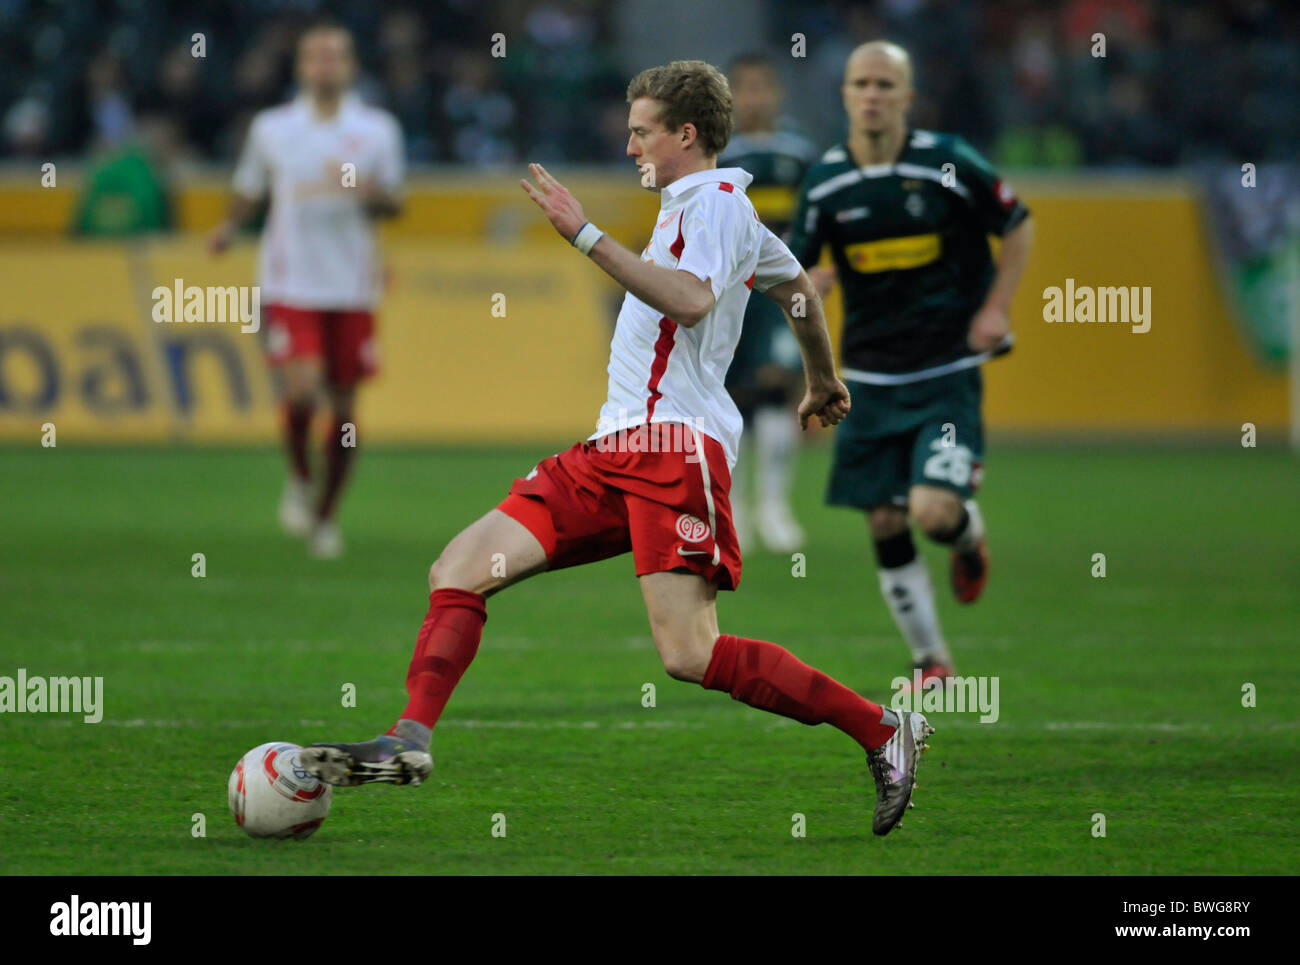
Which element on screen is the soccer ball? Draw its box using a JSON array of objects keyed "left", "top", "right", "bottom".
[{"left": 228, "top": 741, "right": 332, "bottom": 839}]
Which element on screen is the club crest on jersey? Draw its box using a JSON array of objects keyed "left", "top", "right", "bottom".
[
  {"left": 905, "top": 193, "right": 925, "bottom": 218},
  {"left": 675, "top": 514, "right": 709, "bottom": 542}
]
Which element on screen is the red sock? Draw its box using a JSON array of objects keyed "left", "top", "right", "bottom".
[
  {"left": 389, "top": 588, "right": 487, "bottom": 731},
  {"left": 317, "top": 413, "right": 357, "bottom": 520},
  {"left": 284, "top": 402, "right": 313, "bottom": 481},
  {"left": 702, "top": 633, "right": 896, "bottom": 751}
]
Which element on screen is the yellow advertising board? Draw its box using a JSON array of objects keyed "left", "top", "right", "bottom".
[
  {"left": 0, "top": 238, "right": 612, "bottom": 444},
  {"left": 0, "top": 175, "right": 1288, "bottom": 444},
  {"left": 981, "top": 186, "right": 1287, "bottom": 433}
]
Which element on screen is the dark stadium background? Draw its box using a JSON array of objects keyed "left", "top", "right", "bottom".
[{"left": 0, "top": 0, "right": 1296, "bottom": 884}]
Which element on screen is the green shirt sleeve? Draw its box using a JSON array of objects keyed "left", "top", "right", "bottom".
[
  {"left": 951, "top": 136, "right": 1029, "bottom": 236},
  {"left": 785, "top": 165, "right": 829, "bottom": 268}
]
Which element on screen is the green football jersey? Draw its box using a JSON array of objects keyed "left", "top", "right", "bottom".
[
  {"left": 788, "top": 129, "right": 1029, "bottom": 375},
  {"left": 720, "top": 130, "right": 818, "bottom": 234}
]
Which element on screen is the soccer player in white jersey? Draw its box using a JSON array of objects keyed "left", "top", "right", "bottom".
[
  {"left": 299, "top": 61, "right": 933, "bottom": 836},
  {"left": 208, "top": 21, "right": 404, "bottom": 559}
]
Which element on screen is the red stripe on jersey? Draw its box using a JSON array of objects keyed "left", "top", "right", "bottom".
[
  {"left": 718, "top": 183, "right": 734, "bottom": 193},
  {"left": 645, "top": 317, "right": 678, "bottom": 420},
  {"left": 745, "top": 272, "right": 756, "bottom": 290},
  {"left": 670, "top": 212, "right": 685, "bottom": 260}
]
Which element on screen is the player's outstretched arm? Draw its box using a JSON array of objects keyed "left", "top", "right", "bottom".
[
  {"left": 207, "top": 194, "right": 261, "bottom": 257},
  {"left": 968, "top": 215, "right": 1034, "bottom": 352},
  {"left": 762, "top": 270, "right": 851, "bottom": 429},
  {"left": 359, "top": 182, "right": 403, "bottom": 219},
  {"left": 519, "top": 163, "right": 716, "bottom": 326}
]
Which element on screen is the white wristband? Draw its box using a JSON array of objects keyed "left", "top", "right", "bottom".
[{"left": 571, "top": 221, "right": 605, "bottom": 256}]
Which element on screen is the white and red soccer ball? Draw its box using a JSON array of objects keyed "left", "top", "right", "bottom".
[{"left": 228, "top": 741, "right": 332, "bottom": 839}]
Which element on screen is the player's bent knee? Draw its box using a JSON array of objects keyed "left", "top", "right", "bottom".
[
  {"left": 284, "top": 383, "right": 318, "bottom": 406},
  {"left": 911, "top": 490, "right": 961, "bottom": 538},
  {"left": 282, "top": 367, "right": 323, "bottom": 404},
  {"left": 427, "top": 552, "right": 476, "bottom": 593},
  {"left": 427, "top": 558, "right": 446, "bottom": 592},
  {"left": 867, "top": 506, "right": 909, "bottom": 540},
  {"left": 652, "top": 627, "right": 713, "bottom": 683},
  {"left": 661, "top": 648, "right": 709, "bottom": 683}
]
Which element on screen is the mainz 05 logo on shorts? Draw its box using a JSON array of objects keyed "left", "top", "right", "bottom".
[{"left": 675, "top": 514, "right": 710, "bottom": 542}]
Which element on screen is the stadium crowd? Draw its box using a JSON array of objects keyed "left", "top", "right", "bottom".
[{"left": 1, "top": 0, "right": 1295, "bottom": 169}]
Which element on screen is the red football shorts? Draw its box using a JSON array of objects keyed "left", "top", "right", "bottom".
[
  {"left": 498, "top": 423, "right": 743, "bottom": 590},
  {"left": 265, "top": 303, "right": 378, "bottom": 386}
]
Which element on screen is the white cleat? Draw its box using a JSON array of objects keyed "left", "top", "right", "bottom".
[
  {"left": 756, "top": 501, "right": 805, "bottom": 554},
  {"left": 300, "top": 736, "right": 432, "bottom": 787},
  {"left": 867, "top": 711, "right": 935, "bottom": 836},
  {"left": 279, "top": 479, "right": 313, "bottom": 537},
  {"left": 308, "top": 520, "right": 344, "bottom": 560}
]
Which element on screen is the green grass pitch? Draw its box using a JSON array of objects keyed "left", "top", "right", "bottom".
[{"left": 1, "top": 441, "right": 1296, "bottom": 874}]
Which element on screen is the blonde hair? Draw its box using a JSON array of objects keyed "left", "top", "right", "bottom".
[{"left": 627, "top": 60, "right": 734, "bottom": 156}]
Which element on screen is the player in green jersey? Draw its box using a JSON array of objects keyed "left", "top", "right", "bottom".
[
  {"left": 787, "top": 41, "right": 1034, "bottom": 685},
  {"left": 720, "top": 54, "right": 819, "bottom": 553}
]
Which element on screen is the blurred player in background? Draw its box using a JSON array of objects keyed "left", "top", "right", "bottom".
[
  {"left": 719, "top": 54, "right": 818, "bottom": 553},
  {"left": 299, "top": 60, "right": 935, "bottom": 837},
  {"left": 789, "top": 41, "right": 1033, "bottom": 684},
  {"left": 208, "top": 20, "right": 404, "bottom": 559}
]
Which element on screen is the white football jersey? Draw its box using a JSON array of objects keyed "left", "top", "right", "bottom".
[
  {"left": 232, "top": 93, "right": 404, "bottom": 310},
  {"left": 589, "top": 167, "right": 803, "bottom": 470}
]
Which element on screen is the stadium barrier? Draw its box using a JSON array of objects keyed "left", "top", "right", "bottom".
[{"left": 0, "top": 174, "right": 1287, "bottom": 444}]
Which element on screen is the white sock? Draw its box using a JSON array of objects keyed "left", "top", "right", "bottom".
[
  {"left": 753, "top": 405, "right": 797, "bottom": 511},
  {"left": 954, "top": 499, "right": 985, "bottom": 552},
  {"left": 878, "top": 558, "right": 952, "bottom": 666}
]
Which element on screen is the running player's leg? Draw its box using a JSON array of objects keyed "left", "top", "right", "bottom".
[
  {"left": 750, "top": 318, "right": 806, "bottom": 553},
  {"left": 299, "top": 507, "right": 550, "bottom": 786},
  {"left": 301, "top": 441, "right": 629, "bottom": 787},
  {"left": 868, "top": 501, "right": 953, "bottom": 674},
  {"left": 392, "top": 506, "right": 551, "bottom": 740},
  {"left": 909, "top": 370, "right": 989, "bottom": 602},
  {"left": 752, "top": 389, "right": 804, "bottom": 552},
  {"left": 724, "top": 310, "right": 762, "bottom": 552},
  {"left": 307, "top": 372, "right": 372, "bottom": 559},
  {"left": 307, "top": 381, "right": 354, "bottom": 558},
  {"left": 912, "top": 483, "right": 987, "bottom": 603},
  {"left": 638, "top": 569, "right": 932, "bottom": 836},
  {"left": 642, "top": 569, "right": 888, "bottom": 733},
  {"left": 828, "top": 395, "right": 952, "bottom": 674},
  {"left": 271, "top": 307, "right": 325, "bottom": 537},
  {"left": 390, "top": 508, "right": 550, "bottom": 740},
  {"left": 307, "top": 310, "right": 377, "bottom": 557},
  {"left": 908, "top": 484, "right": 968, "bottom": 539}
]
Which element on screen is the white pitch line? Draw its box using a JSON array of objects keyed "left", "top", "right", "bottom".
[
  {"left": 34, "top": 717, "right": 1300, "bottom": 734},
  {"left": 38, "top": 717, "right": 705, "bottom": 730}
]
